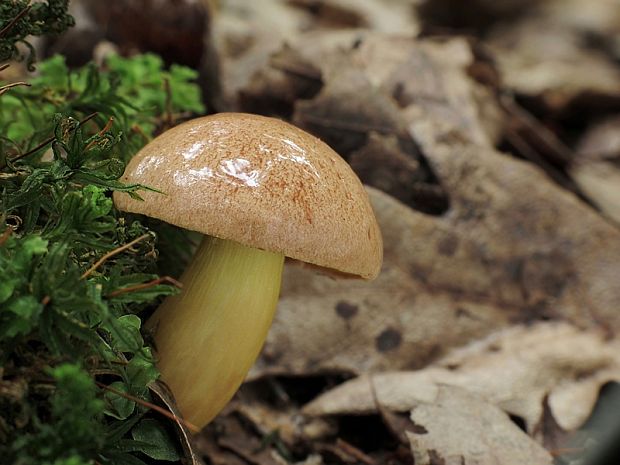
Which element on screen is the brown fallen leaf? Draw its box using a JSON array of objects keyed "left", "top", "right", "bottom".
[
  {"left": 252, "top": 159, "right": 620, "bottom": 378},
  {"left": 407, "top": 386, "right": 553, "bottom": 465},
  {"left": 287, "top": 33, "right": 503, "bottom": 150},
  {"left": 302, "top": 322, "right": 620, "bottom": 435}
]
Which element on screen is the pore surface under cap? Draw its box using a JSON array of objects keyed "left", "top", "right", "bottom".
[{"left": 114, "top": 113, "right": 382, "bottom": 279}]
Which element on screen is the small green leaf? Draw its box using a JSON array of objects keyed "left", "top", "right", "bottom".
[
  {"left": 2, "top": 295, "right": 43, "bottom": 337},
  {"left": 107, "top": 314, "right": 143, "bottom": 353},
  {"left": 104, "top": 381, "right": 135, "bottom": 420},
  {"left": 130, "top": 419, "right": 180, "bottom": 461},
  {"left": 126, "top": 348, "right": 159, "bottom": 393}
]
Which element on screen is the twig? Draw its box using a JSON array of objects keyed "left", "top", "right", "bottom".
[
  {"left": 0, "top": 81, "right": 30, "bottom": 96},
  {"left": 106, "top": 276, "right": 182, "bottom": 298},
  {"left": 503, "top": 128, "right": 576, "bottom": 192},
  {"left": 95, "top": 381, "right": 199, "bottom": 433},
  {"left": 0, "top": 5, "right": 32, "bottom": 38},
  {"left": 499, "top": 94, "right": 574, "bottom": 165},
  {"left": 335, "top": 439, "right": 377, "bottom": 465},
  {"left": 0, "top": 63, "right": 10, "bottom": 72},
  {"left": 81, "top": 233, "right": 151, "bottom": 279},
  {"left": 7, "top": 135, "right": 55, "bottom": 166},
  {"left": 1, "top": 112, "right": 98, "bottom": 168}
]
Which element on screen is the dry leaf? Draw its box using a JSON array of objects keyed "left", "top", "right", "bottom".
[
  {"left": 486, "top": 0, "right": 620, "bottom": 110},
  {"left": 285, "top": 33, "right": 503, "bottom": 149},
  {"left": 571, "top": 116, "right": 620, "bottom": 225},
  {"left": 407, "top": 386, "right": 553, "bottom": 465},
  {"left": 213, "top": 0, "right": 311, "bottom": 104},
  {"left": 252, "top": 155, "right": 620, "bottom": 377},
  {"left": 571, "top": 162, "right": 620, "bottom": 226},
  {"left": 233, "top": 399, "right": 336, "bottom": 448},
  {"left": 213, "top": 1, "right": 420, "bottom": 107},
  {"left": 201, "top": 414, "right": 286, "bottom": 465},
  {"left": 241, "top": 32, "right": 503, "bottom": 211},
  {"left": 252, "top": 186, "right": 522, "bottom": 378},
  {"left": 302, "top": 322, "right": 620, "bottom": 434},
  {"left": 149, "top": 381, "right": 205, "bottom": 465}
]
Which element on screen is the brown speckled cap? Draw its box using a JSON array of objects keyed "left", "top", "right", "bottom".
[{"left": 114, "top": 113, "right": 382, "bottom": 279}]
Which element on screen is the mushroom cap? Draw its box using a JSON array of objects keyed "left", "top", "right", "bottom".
[{"left": 114, "top": 113, "right": 382, "bottom": 279}]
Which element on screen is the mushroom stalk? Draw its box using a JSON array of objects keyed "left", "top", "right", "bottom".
[{"left": 147, "top": 235, "right": 284, "bottom": 428}]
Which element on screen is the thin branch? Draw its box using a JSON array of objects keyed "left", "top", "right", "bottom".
[
  {"left": 0, "top": 81, "right": 30, "bottom": 96},
  {"left": 0, "top": 5, "right": 32, "bottom": 38},
  {"left": 81, "top": 233, "right": 151, "bottom": 279},
  {"left": 1, "top": 112, "right": 98, "bottom": 168},
  {"left": 106, "top": 276, "right": 183, "bottom": 298},
  {"left": 499, "top": 94, "right": 574, "bottom": 164},
  {"left": 95, "top": 381, "right": 199, "bottom": 433},
  {"left": 0, "top": 63, "right": 10, "bottom": 72},
  {"left": 335, "top": 439, "right": 377, "bottom": 465}
]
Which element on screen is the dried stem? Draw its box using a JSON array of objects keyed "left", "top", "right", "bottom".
[
  {"left": 106, "top": 276, "right": 183, "bottom": 298},
  {"left": 1, "top": 112, "right": 98, "bottom": 169},
  {"left": 81, "top": 233, "right": 151, "bottom": 280},
  {"left": 0, "top": 81, "right": 30, "bottom": 96},
  {"left": 95, "top": 381, "right": 199, "bottom": 433},
  {"left": 0, "top": 5, "right": 32, "bottom": 38}
]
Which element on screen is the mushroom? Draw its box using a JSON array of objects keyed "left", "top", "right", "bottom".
[{"left": 113, "top": 113, "right": 382, "bottom": 429}]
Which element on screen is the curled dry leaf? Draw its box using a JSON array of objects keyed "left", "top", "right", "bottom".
[
  {"left": 302, "top": 322, "right": 620, "bottom": 433},
  {"left": 407, "top": 386, "right": 553, "bottom": 465}
]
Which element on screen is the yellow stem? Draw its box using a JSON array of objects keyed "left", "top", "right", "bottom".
[{"left": 147, "top": 236, "right": 284, "bottom": 428}]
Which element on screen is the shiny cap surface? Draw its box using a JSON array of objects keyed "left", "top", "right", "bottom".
[{"left": 114, "top": 113, "right": 382, "bottom": 279}]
